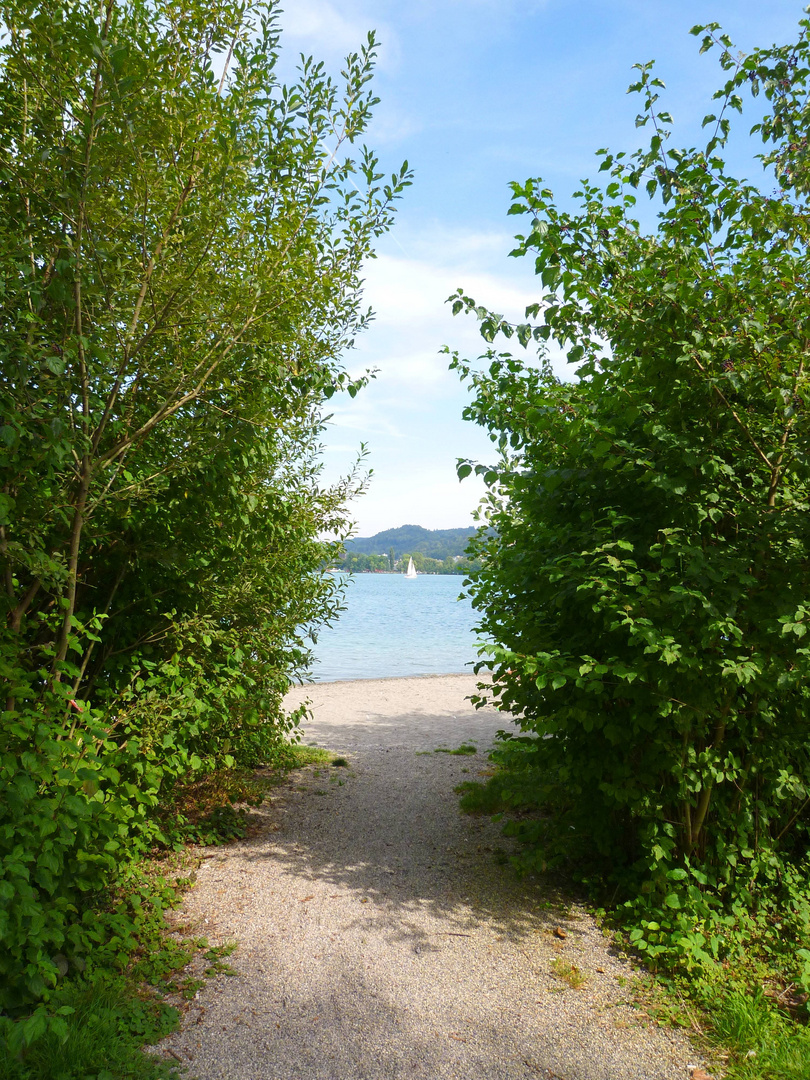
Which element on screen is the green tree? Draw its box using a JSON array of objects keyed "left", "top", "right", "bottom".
[
  {"left": 452, "top": 17, "right": 810, "bottom": 973},
  {"left": 0, "top": 0, "right": 409, "bottom": 1006},
  {"left": 341, "top": 552, "right": 389, "bottom": 572}
]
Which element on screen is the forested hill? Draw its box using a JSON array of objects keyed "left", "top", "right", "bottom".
[{"left": 345, "top": 525, "right": 476, "bottom": 560}]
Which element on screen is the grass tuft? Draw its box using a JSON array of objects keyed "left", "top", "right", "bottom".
[
  {"left": 550, "top": 957, "right": 587, "bottom": 989},
  {"left": 709, "top": 988, "right": 810, "bottom": 1080},
  {"left": 455, "top": 772, "right": 512, "bottom": 815},
  {"left": 279, "top": 744, "right": 334, "bottom": 769}
]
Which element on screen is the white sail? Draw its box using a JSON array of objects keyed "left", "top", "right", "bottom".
[{"left": 405, "top": 556, "right": 417, "bottom": 578}]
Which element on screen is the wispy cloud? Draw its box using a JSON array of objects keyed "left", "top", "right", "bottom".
[
  {"left": 326, "top": 393, "right": 405, "bottom": 438},
  {"left": 314, "top": 223, "right": 575, "bottom": 533},
  {"left": 348, "top": 232, "right": 571, "bottom": 390},
  {"left": 367, "top": 103, "right": 422, "bottom": 146},
  {"left": 277, "top": 0, "right": 399, "bottom": 69}
]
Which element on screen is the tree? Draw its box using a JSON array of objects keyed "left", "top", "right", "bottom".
[
  {"left": 0, "top": 0, "right": 409, "bottom": 1005},
  {"left": 452, "top": 17, "right": 810, "bottom": 971},
  {"left": 341, "top": 552, "right": 389, "bottom": 572}
]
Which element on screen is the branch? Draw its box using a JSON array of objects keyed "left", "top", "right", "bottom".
[
  {"left": 9, "top": 578, "right": 41, "bottom": 632},
  {"left": 99, "top": 298, "right": 265, "bottom": 465},
  {"left": 690, "top": 352, "right": 773, "bottom": 470},
  {"left": 766, "top": 356, "right": 805, "bottom": 507},
  {"left": 54, "top": 0, "right": 114, "bottom": 673}
]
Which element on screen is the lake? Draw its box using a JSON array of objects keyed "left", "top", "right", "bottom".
[{"left": 310, "top": 573, "right": 483, "bottom": 682}]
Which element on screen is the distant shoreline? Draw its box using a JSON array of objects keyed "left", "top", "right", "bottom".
[{"left": 325, "top": 568, "right": 469, "bottom": 576}]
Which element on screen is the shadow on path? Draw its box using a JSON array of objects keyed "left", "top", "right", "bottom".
[{"left": 157, "top": 682, "right": 701, "bottom": 1080}]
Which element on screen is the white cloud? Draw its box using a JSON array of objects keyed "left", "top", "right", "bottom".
[
  {"left": 316, "top": 223, "right": 577, "bottom": 535},
  {"left": 366, "top": 103, "right": 422, "bottom": 146},
  {"left": 280, "top": 0, "right": 367, "bottom": 50},
  {"left": 277, "top": 0, "right": 399, "bottom": 69},
  {"left": 349, "top": 235, "right": 570, "bottom": 387},
  {"left": 344, "top": 466, "right": 488, "bottom": 537}
]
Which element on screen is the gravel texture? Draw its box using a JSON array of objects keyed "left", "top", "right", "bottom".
[{"left": 157, "top": 674, "right": 707, "bottom": 1080}]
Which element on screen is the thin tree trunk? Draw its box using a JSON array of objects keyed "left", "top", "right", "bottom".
[
  {"left": 52, "top": 459, "right": 91, "bottom": 671},
  {"left": 688, "top": 714, "right": 728, "bottom": 851}
]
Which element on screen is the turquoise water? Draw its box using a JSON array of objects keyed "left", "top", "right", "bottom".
[{"left": 310, "top": 573, "right": 482, "bottom": 682}]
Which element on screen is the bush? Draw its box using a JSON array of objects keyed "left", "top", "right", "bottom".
[
  {"left": 0, "top": 0, "right": 408, "bottom": 1007},
  {"left": 452, "top": 14, "right": 810, "bottom": 987}
]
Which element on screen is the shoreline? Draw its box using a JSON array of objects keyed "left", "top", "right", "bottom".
[
  {"left": 283, "top": 672, "right": 496, "bottom": 753},
  {"left": 290, "top": 669, "right": 487, "bottom": 687}
]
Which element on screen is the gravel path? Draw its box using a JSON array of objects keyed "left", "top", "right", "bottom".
[{"left": 157, "top": 674, "right": 705, "bottom": 1080}]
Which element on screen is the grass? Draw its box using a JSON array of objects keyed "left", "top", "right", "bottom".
[
  {"left": 433, "top": 743, "right": 477, "bottom": 756},
  {"left": 279, "top": 744, "right": 351, "bottom": 771},
  {"left": 550, "top": 957, "right": 587, "bottom": 989},
  {"left": 624, "top": 971, "right": 810, "bottom": 1079},
  {"left": 705, "top": 988, "right": 810, "bottom": 1079},
  {"left": 454, "top": 771, "right": 512, "bottom": 815},
  {"left": 0, "top": 975, "right": 180, "bottom": 1080},
  {"left": 280, "top": 743, "right": 334, "bottom": 768}
]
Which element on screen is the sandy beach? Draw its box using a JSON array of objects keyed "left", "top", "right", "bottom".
[{"left": 156, "top": 674, "right": 706, "bottom": 1079}]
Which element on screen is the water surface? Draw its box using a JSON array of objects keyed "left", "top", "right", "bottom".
[{"left": 310, "top": 573, "right": 481, "bottom": 682}]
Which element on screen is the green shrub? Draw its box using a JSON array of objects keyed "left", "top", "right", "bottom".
[
  {"left": 452, "top": 13, "right": 810, "bottom": 992},
  {"left": 0, "top": 0, "right": 407, "bottom": 1008}
]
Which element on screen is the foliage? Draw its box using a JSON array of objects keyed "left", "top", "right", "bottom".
[
  {"left": 451, "top": 11, "right": 810, "bottom": 997},
  {"left": 338, "top": 551, "right": 391, "bottom": 572},
  {"left": 0, "top": 848, "right": 204, "bottom": 1079},
  {"left": 0, "top": 974, "right": 180, "bottom": 1080},
  {"left": 338, "top": 523, "right": 480, "bottom": 573},
  {"left": 401, "top": 550, "right": 478, "bottom": 575},
  {"left": 0, "top": 0, "right": 408, "bottom": 1009}
]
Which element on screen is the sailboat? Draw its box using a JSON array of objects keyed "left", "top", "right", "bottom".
[{"left": 405, "top": 556, "right": 417, "bottom": 578}]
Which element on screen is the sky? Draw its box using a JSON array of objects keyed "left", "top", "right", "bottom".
[{"left": 276, "top": 1, "right": 805, "bottom": 538}]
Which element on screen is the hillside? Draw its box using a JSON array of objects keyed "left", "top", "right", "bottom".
[{"left": 344, "top": 525, "right": 476, "bottom": 560}]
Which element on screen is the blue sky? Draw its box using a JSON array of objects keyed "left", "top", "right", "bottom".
[{"left": 277, "top": 1, "right": 804, "bottom": 537}]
